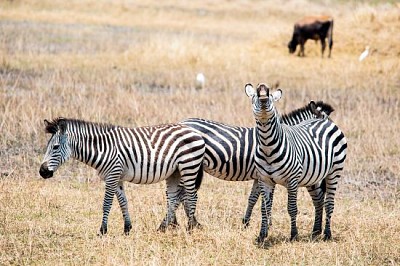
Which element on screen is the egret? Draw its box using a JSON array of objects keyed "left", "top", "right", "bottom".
[
  {"left": 195, "top": 73, "right": 205, "bottom": 90},
  {"left": 359, "top": 46, "right": 370, "bottom": 62}
]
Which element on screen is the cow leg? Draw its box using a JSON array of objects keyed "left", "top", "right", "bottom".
[
  {"left": 328, "top": 39, "right": 333, "bottom": 58},
  {"left": 299, "top": 40, "right": 306, "bottom": 57},
  {"left": 321, "top": 38, "right": 326, "bottom": 58}
]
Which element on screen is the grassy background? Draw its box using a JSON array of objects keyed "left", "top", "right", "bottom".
[{"left": 0, "top": 0, "right": 399, "bottom": 265}]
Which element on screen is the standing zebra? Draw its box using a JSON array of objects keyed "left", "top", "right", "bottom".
[
  {"left": 39, "top": 118, "right": 205, "bottom": 235},
  {"left": 179, "top": 100, "right": 335, "bottom": 242},
  {"left": 245, "top": 83, "right": 347, "bottom": 243}
]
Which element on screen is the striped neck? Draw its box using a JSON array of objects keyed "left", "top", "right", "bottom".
[
  {"left": 255, "top": 105, "right": 284, "bottom": 160},
  {"left": 65, "top": 120, "right": 118, "bottom": 169}
]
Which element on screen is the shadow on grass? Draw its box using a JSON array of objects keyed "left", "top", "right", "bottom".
[{"left": 256, "top": 233, "right": 341, "bottom": 249}]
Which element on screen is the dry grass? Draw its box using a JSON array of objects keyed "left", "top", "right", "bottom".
[{"left": 0, "top": 0, "right": 399, "bottom": 265}]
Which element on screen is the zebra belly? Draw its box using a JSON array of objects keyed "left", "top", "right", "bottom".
[
  {"left": 203, "top": 166, "right": 255, "bottom": 181},
  {"left": 297, "top": 171, "right": 328, "bottom": 187},
  {"left": 121, "top": 164, "right": 176, "bottom": 184}
]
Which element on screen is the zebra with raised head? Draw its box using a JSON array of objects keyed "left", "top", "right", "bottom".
[
  {"left": 179, "top": 100, "right": 335, "bottom": 242},
  {"left": 39, "top": 118, "right": 205, "bottom": 235},
  {"left": 245, "top": 83, "right": 347, "bottom": 243}
]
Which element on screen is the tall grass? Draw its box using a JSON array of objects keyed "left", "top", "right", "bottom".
[{"left": 0, "top": 0, "right": 399, "bottom": 265}]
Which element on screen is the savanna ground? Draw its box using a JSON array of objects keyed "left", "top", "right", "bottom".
[{"left": 0, "top": 0, "right": 399, "bottom": 265}]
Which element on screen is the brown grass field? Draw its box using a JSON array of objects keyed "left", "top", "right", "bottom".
[{"left": 1, "top": 0, "right": 399, "bottom": 265}]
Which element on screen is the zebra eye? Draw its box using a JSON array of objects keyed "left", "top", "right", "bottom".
[{"left": 53, "top": 144, "right": 60, "bottom": 150}]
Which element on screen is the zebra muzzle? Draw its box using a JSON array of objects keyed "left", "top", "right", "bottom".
[{"left": 39, "top": 163, "right": 54, "bottom": 179}]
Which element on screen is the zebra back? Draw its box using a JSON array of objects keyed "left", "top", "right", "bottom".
[
  {"left": 181, "top": 100, "right": 335, "bottom": 181},
  {"left": 281, "top": 101, "right": 334, "bottom": 125}
]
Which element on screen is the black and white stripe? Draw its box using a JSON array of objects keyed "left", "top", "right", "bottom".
[
  {"left": 181, "top": 100, "right": 334, "bottom": 235},
  {"left": 39, "top": 118, "right": 205, "bottom": 234},
  {"left": 245, "top": 83, "right": 347, "bottom": 243}
]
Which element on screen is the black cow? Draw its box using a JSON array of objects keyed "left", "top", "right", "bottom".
[{"left": 288, "top": 16, "right": 334, "bottom": 58}]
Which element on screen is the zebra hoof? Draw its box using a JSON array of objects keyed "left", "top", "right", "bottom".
[
  {"left": 170, "top": 219, "right": 180, "bottom": 228},
  {"left": 290, "top": 232, "right": 298, "bottom": 241},
  {"left": 157, "top": 224, "right": 167, "bottom": 233},
  {"left": 255, "top": 233, "right": 267, "bottom": 247},
  {"left": 124, "top": 223, "right": 132, "bottom": 235},
  {"left": 187, "top": 220, "right": 202, "bottom": 232},
  {"left": 242, "top": 218, "right": 250, "bottom": 228},
  {"left": 311, "top": 230, "right": 322, "bottom": 240},
  {"left": 323, "top": 231, "right": 332, "bottom": 241},
  {"left": 99, "top": 224, "right": 108, "bottom": 235}
]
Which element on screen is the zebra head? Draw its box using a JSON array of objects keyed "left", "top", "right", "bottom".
[
  {"left": 245, "top": 83, "right": 282, "bottom": 124},
  {"left": 39, "top": 118, "right": 72, "bottom": 179}
]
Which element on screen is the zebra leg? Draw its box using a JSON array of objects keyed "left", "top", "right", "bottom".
[
  {"left": 267, "top": 185, "right": 275, "bottom": 227},
  {"left": 158, "top": 174, "right": 181, "bottom": 232},
  {"left": 256, "top": 179, "right": 274, "bottom": 245},
  {"left": 287, "top": 180, "right": 299, "bottom": 241},
  {"left": 100, "top": 175, "right": 120, "bottom": 235},
  {"left": 257, "top": 184, "right": 275, "bottom": 228},
  {"left": 181, "top": 191, "right": 202, "bottom": 229},
  {"left": 323, "top": 174, "right": 339, "bottom": 240},
  {"left": 242, "top": 180, "right": 260, "bottom": 228},
  {"left": 178, "top": 169, "right": 202, "bottom": 231},
  {"left": 172, "top": 185, "right": 202, "bottom": 229},
  {"left": 182, "top": 190, "right": 201, "bottom": 231},
  {"left": 307, "top": 182, "right": 325, "bottom": 239},
  {"left": 170, "top": 185, "right": 184, "bottom": 228},
  {"left": 116, "top": 181, "right": 132, "bottom": 235}
]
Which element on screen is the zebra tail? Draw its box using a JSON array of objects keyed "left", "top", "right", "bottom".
[
  {"left": 195, "top": 163, "right": 204, "bottom": 190},
  {"left": 321, "top": 178, "right": 327, "bottom": 194}
]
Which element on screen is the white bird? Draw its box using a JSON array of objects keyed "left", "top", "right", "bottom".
[
  {"left": 195, "top": 73, "right": 205, "bottom": 90},
  {"left": 359, "top": 46, "right": 370, "bottom": 62}
]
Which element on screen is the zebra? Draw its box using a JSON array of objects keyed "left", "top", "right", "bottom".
[
  {"left": 178, "top": 100, "right": 335, "bottom": 242},
  {"left": 39, "top": 118, "right": 205, "bottom": 235},
  {"left": 245, "top": 83, "right": 347, "bottom": 244}
]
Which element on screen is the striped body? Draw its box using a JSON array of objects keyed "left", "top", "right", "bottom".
[
  {"left": 246, "top": 83, "right": 347, "bottom": 243},
  {"left": 181, "top": 100, "right": 334, "bottom": 231},
  {"left": 256, "top": 119, "right": 346, "bottom": 186},
  {"left": 183, "top": 101, "right": 332, "bottom": 181},
  {"left": 40, "top": 118, "right": 205, "bottom": 234}
]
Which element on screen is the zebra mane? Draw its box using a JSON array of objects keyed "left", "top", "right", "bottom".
[
  {"left": 281, "top": 101, "right": 334, "bottom": 121},
  {"left": 44, "top": 117, "right": 117, "bottom": 134},
  {"left": 44, "top": 117, "right": 64, "bottom": 134}
]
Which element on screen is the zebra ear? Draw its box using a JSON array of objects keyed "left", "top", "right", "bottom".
[
  {"left": 309, "top": 101, "right": 317, "bottom": 113},
  {"left": 271, "top": 89, "right": 282, "bottom": 101},
  {"left": 44, "top": 119, "right": 50, "bottom": 127},
  {"left": 245, "top": 83, "right": 255, "bottom": 97},
  {"left": 44, "top": 119, "right": 57, "bottom": 134}
]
